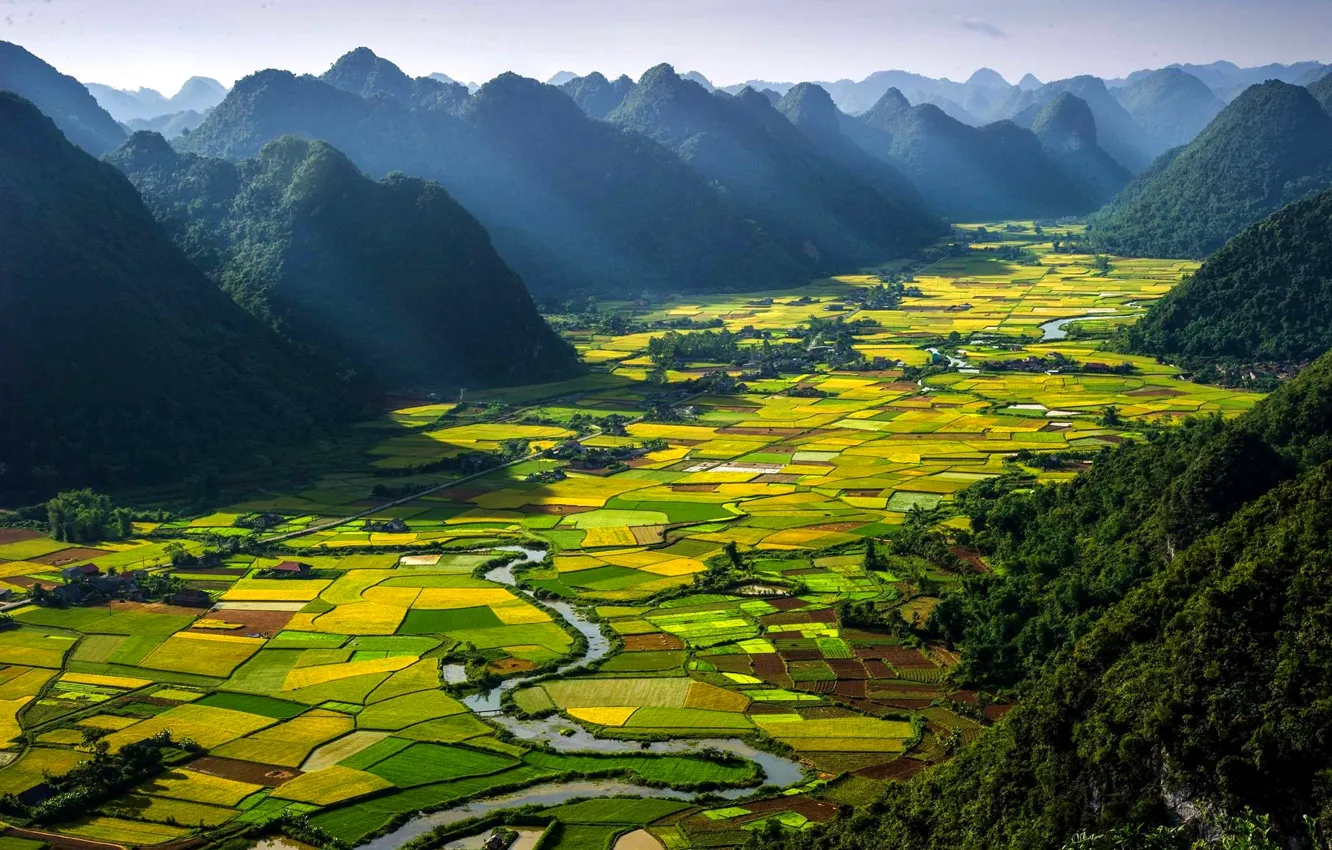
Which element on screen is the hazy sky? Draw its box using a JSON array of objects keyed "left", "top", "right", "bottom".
[{"left": 5, "top": 0, "right": 1331, "bottom": 94}]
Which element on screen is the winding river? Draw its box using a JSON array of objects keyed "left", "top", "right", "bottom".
[
  {"left": 354, "top": 546, "right": 806, "bottom": 850},
  {"left": 1038, "top": 308, "right": 1134, "bottom": 340}
]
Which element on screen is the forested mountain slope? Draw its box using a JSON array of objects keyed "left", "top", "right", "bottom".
[
  {"left": 845, "top": 88, "right": 1094, "bottom": 220},
  {"left": 1089, "top": 81, "right": 1332, "bottom": 258},
  {"left": 177, "top": 50, "right": 810, "bottom": 296},
  {"left": 560, "top": 71, "right": 635, "bottom": 119},
  {"left": 107, "top": 132, "right": 579, "bottom": 388},
  {"left": 773, "top": 82, "right": 939, "bottom": 217},
  {"left": 1029, "top": 92, "right": 1131, "bottom": 206},
  {"left": 1114, "top": 67, "right": 1224, "bottom": 153},
  {"left": 778, "top": 350, "right": 1332, "bottom": 850},
  {"left": 1116, "top": 188, "right": 1332, "bottom": 364},
  {"left": 0, "top": 40, "right": 125, "bottom": 155},
  {"left": 605, "top": 65, "right": 944, "bottom": 269},
  {"left": 1310, "top": 71, "right": 1332, "bottom": 114},
  {"left": 0, "top": 94, "right": 354, "bottom": 501}
]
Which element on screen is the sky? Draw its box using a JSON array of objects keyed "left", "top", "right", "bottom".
[{"left": 4, "top": 0, "right": 1331, "bottom": 94}]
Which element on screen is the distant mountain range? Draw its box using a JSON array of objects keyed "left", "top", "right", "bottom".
[
  {"left": 85, "top": 75, "right": 229, "bottom": 122},
  {"left": 1112, "top": 59, "right": 1329, "bottom": 100},
  {"left": 175, "top": 48, "right": 943, "bottom": 296},
  {"left": 562, "top": 68, "right": 1121, "bottom": 222},
  {"left": 601, "top": 64, "right": 945, "bottom": 269},
  {"left": 715, "top": 60, "right": 1326, "bottom": 174}
]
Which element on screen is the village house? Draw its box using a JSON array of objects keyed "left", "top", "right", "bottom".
[
  {"left": 59, "top": 563, "right": 100, "bottom": 582},
  {"left": 269, "top": 560, "right": 313, "bottom": 577},
  {"left": 168, "top": 587, "right": 213, "bottom": 608}
]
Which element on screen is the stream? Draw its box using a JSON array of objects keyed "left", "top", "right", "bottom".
[
  {"left": 925, "top": 346, "right": 968, "bottom": 368},
  {"left": 353, "top": 545, "right": 806, "bottom": 850},
  {"left": 1038, "top": 308, "right": 1132, "bottom": 340}
]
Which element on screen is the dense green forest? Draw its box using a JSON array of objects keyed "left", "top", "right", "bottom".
[
  {"left": 561, "top": 71, "right": 636, "bottom": 119},
  {"left": 773, "top": 340, "right": 1332, "bottom": 850},
  {"left": 1115, "top": 188, "right": 1332, "bottom": 365},
  {"left": 107, "top": 131, "right": 579, "bottom": 388},
  {"left": 0, "top": 93, "right": 356, "bottom": 501},
  {"left": 1089, "top": 81, "right": 1332, "bottom": 258}
]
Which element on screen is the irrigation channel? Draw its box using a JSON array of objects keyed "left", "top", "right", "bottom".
[{"left": 347, "top": 545, "right": 807, "bottom": 850}]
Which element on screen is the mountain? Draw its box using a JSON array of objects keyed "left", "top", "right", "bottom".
[
  {"left": 966, "top": 68, "right": 1010, "bottom": 91},
  {"left": 847, "top": 87, "right": 1093, "bottom": 220},
  {"left": 83, "top": 82, "right": 169, "bottom": 121},
  {"left": 1114, "top": 67, "right": 1224, "bottom": 154},
  {"left": 606, "top": 65, "right": 944, "bottom": 269},
  {"left": 0, "top": 93, "right": 353, "bottom": 501},
  {"left": 169, "top": 77, "right": 228, "bottom": 113},
  {"left": 918, "top": 94, "right": 980, "bottom": 125},
  {"left": 720, "top": 69, "right": 1016, "bottom": 117},
  {"left": 774, "top": 82, "right": 938, "bottom": 221},
  {"left": 546, "top": 71, "right": 578, "bottom": 86},
  {"left": 1119, "top": 188, "right": 1332, "bottom": 364},
  {"left": 124, "top": 109, "right": 206, "bottom": 138},
  {"left": 775, "top": 346, "right": 1332, "bottom": 850},
  {"left": 429, "top": 72, "right": 480, "bottom": 93},
  {"left": 560, "top": 71, "right": 634, "bottom": 119},
  {"left": 1169, "top": 59, "right": 1328, "bottom": 100},
  {"left": 990, "top": 75, "right": 1154, "bottom": 171},
  {"left": 682, "top": 71, "right": 714, "bottom": 92},
  {"left": 86, "top": 76, "right": 228, "bottom": 122},
  {"left": 0, "top": 40, "right": 126, "bottom": 155},
  {"left": 107, "top": 132, "right": 579, "bottom": 389},
  {"left": 1029, "top": 92, "right": 1130, "bottom": 205},
  {"left": 321, "top": 46, "right": 415, "bottom": 101},
  {"left": 180, "top": 50, "right": 809, "bottom": 296},
  {"left": 1310, "top": 71, "right": 1332, "bottom": 114},
  {"left": 1017, "top": 73, "right": 1042, "bottom": 91},
  {"left": 1089, "top": 81, "right": 1332, "bottom": 258}
]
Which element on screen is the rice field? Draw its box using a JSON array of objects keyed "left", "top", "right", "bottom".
[{"left": 0, "top": 225, "right": 1262, "bottom": 848}]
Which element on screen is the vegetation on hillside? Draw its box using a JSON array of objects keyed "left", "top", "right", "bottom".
[
  {"left": 0, "top": 39, "right": 126, "bottom": 155},
  {"left": 177, "top": 50, "right": 817, "bottom": 296},
  {"left": 107, "top": 132, "right": 579, "bottom": 389},
  {"left": 1115, "top": 188, "right": 1332, "bottom": 367},
  {"left": 0, "top": 92, "right": 355, "bottom": 502},
  {"left": 606, "top": 64, "right": 944, "bottom": 270},
  {"left": 844, "top": 88, "right": 1097, "bottom": 220},
  {"left": 1089, "top": 81, "right": 1332, "bottom": 258}
]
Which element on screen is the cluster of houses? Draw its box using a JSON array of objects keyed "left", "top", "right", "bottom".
[
  {"left": 49, "top": 563, "right": 148, "bottom": 605},
  {"left": 30, "top": 557, "right": 317, "bottom": 610},
  {"left": 363, "top": 518, "right": 410, "bottom": 533}
]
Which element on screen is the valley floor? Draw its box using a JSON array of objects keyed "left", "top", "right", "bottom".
[{"left": 0, "top": 223, "right": 1262, "bottom": 850}]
